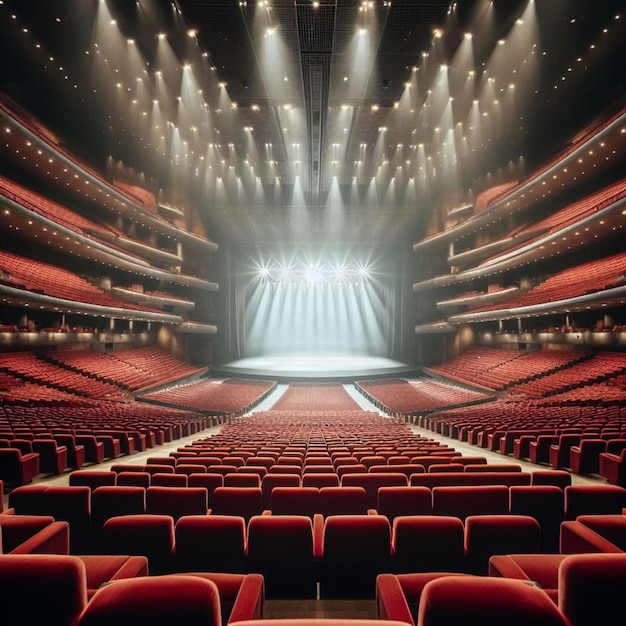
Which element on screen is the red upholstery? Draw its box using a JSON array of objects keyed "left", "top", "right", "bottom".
[
  {"left": 530, "top": 470, "right": 571, "bottom": 489},
  {"left": 509, "top": 485, "right": 565, "bottom": 553},
  {"left": 302, "top": 473, "right": 340, "bottom": 488},
  {"left": 78, "top": 575, "right": 222, "bottom": 626},
  {"left": 0, "top": 554, "right": 88, "bottom": 626},
  {"left": 318, "top": 486, "right": 369, "bottom": 516},
  {"left": 151, "top": 473, "right": 188, "bottom": 487},
  {"left": 392, "top": 515, "right": 465, "bottom": 574},
  {"left": 32, "top": 439, "right": 68, "bottom": 475},
  {"left": 116, "top": 471, "right": 151, "bottom": 488},
  {"left": 377, "top": 572, "right": 473, "bottom": 626},
  {"left": 319, "top": 514, "right": 391, "bottom": 598},
  {"left": 341, "top": 473, "right": 408, "bottom": 509},
  {"left": 74, "top": 436, "right": 105, "bottom": 465},
  {"left": 599, "top": 448, "right": 626, "bottom": 487},
  {"left": 78, "top": 554, "right": 148, "bottom": 598},
  {"left": 247, "top": 514, "right": 316, "bottom": 598},
  {"left": 175, "top": 515, "right": 247, "bottom": 574},
  {"left": 558, "top": 553, "right": 626, "bottom": 626},
  {"left": 564, "top": 485, "right": 626, "bottom": 520},
  {"left": 464, "top": 514, "right": 541, "bottom": 575},
  {"left": 0, "top": 448, "right": 40, "bottom": 485},
  {"left": 377, "top": 486, "right": 433, "bottom": 520},
  {"left": 54, "top": 435, "right": 85, "bottom": 471},
  {"left": 69, "top": 471, "right": 116, "bottom": 491},
  {"left": 171, "top": 573, "right": 264, "bottom": 624},
  {"left": 211, "top": 487, "right": 262, "bottom": 521},
  {"left": 0, "top": 516, "right": 69, "bottom": 555},
  {"left": 418, "top": 576, "right": 569, "bottom": 625},
  {"left": 102, "top": 514, "right": 174, "bottom": 575},
  {"left": 489, "top": 553, "right": 567, "bottom": 603},
  {"left": 224, "top": 473, "right": 261, "bottom": 488},
  {"left": 569, "top": 439, "right": 607, "bottom": 474},
  {"left": 188, "top": 473, "right": 224, "bottom": 507},
  {"left": 575, "top": 514, "right": 626, "bottom": 551},
  {"left": 261, "top": 474, "right": 302, "bottom": 509},
  {"left": 38, "top": 486, "right": 93, "bottom": 553},
  {"left": 146, "top": 486, "right": 208, "bottom": 521},
  {"left": 270, "top": 487, "right": 319, "bottom": 517},
  {"left": 431, "top": 485, "right": 509, "bottom": 519}
]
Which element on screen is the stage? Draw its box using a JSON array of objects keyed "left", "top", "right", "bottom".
[{"left": 212, "top": 353, "right": 419, "bottom": 383}]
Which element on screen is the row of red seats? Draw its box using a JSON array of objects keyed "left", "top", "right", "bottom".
[
  {"left": 13, "top": 477, "right": 624, "bottom": 554},
  {"left": 473, "top": 250, "right": 626, "bottom": 314},
  {"left": 143, "top": 379, "right": 277, "bottom": 414},
  {"left": 0, "top": 351, "right": 132, "bottom": 400},
  {"left": 0, "top": 552, "right": 261, "bottom": 626},
  {"left": 356, "top": 378, "right": 490, "bottom": 414},
  {"left": 378, "top": 552, "right": 626, "bottom": 626},
  {"left": 0, "top": 251, "right": 160, "bottom": 315},
  {"left": 43, "top": 346, "right": 206, "bottom": 392},
  {"left": 271, "top": 383, "right": 362, "bottom": 411},
  {"left": 478, "top": 176, "right": 626, "bottom": 268}
]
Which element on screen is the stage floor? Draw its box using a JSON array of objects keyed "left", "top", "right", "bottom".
[{"left": 212, "top": 353, "right": 418, "bottom": 382}]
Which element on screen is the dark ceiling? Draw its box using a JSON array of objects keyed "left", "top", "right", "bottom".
[{"left": 1, "top": 1, "right": 625, "bottom": 244}]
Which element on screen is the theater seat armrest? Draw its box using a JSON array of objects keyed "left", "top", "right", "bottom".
[
  {"left": 376, "top": 573, "right": 414, "bottom": 625},
  {"left": 0, "top": 508, "right": 16, "bottom": 515},
  {"left": 261, "top": 509, "right": 272, "bottom": 516},
  {"left": 313, "top": 513, "right": 324, "bottom": 560},
  {"left": 10, "top": 521, "right": 70, "bottom": 555},
  {"left": 489, "top": 555, "right": 532, "bottom": 580},
  {"left": 560, "top": 521, "right": 623, "bottom": 554},
  {"left": 367, "top": 509, "right": 379, "bottom": 515},
  {"left": 228, "top": 574, "right": 264, "bottom": 624}
]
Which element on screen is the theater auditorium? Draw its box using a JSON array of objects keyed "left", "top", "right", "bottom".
[{"left": 1, "top": 1, "right": 626, "bottom": 624}]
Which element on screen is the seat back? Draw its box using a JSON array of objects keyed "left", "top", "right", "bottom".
[
  {"left": 432, "top": 485, "right": 509, "bottom": 520},
  {"left": 146, "top": 486, "right": 208, "bottom": 521},
  {"left": 318, "top": 486, "right": 369, "bottom": 516},
  {"left": 270, "top": 487, "right": 319, "bottom": 517},
  {"left": 558, "top": 553, "right": 626, "bottom": 626},
  {"left": 211, "top": 487, "right": 262, "bottom": 521},
  {"left": 247, "top": 515, "right": 316, "bottom": 598},
  {"left": 392, "top": 515, "right": 465, "bottom": 574},
  {"left": 0, "top": 554, "right": 88, "bottom": 626},
  {"left": 320, "top": 514, "right": 391, "bottom": 598},
  {"left": 102, "top": 514, "right": 175, "bottom": 575},
  {"left": 377, "top": 486, "right": 433, "bottom": 521},
  {"left": 78, "top": 575, "right": 221, "bottom": 626},
  {"left": 418, "top": 576, "right": 568, "bottom": 626},
  {"left": 175, "top": 515, "right": 247, "bottom": 574}
]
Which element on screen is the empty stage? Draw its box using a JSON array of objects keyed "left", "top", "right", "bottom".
[{"left": 212, "top": 353, "right": 418, "bottom": 383}]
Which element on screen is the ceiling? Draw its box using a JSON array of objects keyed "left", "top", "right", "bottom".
[{"left": 0, "top": 1, "right": 625, "bottom": 244}]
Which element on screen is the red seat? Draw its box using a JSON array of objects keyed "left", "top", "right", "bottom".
[
  {"left": 464, "top": 514, "right": 541, "bottom": 575},
  {"left": 319, "top": 514, "right": 391, "bottom": 598},
  {"left": 270, "top": 486, "right": 319, "bottom": 517},
  {"left": 376, "top": 486, "right": 433, "bottom": 521},
  {"left": 261, "top": 474, "right": 301, "bottom": 510},
  {"left": 188, "top": 473, "right": 224, "bottom": 508},
  {"left": 564, "top": 485, "right": 626, "bottom": 520},
  {"left": 570, "top": 439, "right": 607, "bottom": 474},
  {"left": 211, "top": 487, "right": 263, "bottom": 521},
  {"left": 102, "top": 514, "right": 175, "bottom": 575},
  {"left": 247, "top": 514, "right": 317, "bottom": 598},
  {"left": 318, "top": 486, "right": 369, "bottom": 516},
  {"left": 392, "top": 515, "right": 465, "bottom": 574},
  {"left": 175, "top": 515, "right": 247, "bottom": 574},
  {"left": 432, "top": 485, "right": 510, "bottom": 520},
  {"left": 340, "top": 473, "right": 408, "bottom": 509},
  {"left": 78, "top": 575, "right": 222, "bottom": 626},
  {"left": 509, "top": 485, "right": 564, "bottom": 553},
  {"left": 417, "top": 575, "right": 569, "bottom": 626},
  {"left": 0, "top": 448, "right": 40, "bottom": 486},
  {"left": 32, "top": 439, "right": 67, "bottom": 475},
  {"left": 0, "top": 554, "right": 88, "bottom": 626},
  {"left": 69, "top": 470, "right": 116, "bottom": 491},
  {"left": 146, "top": 486, "right": 208, "bottom": 521}
]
